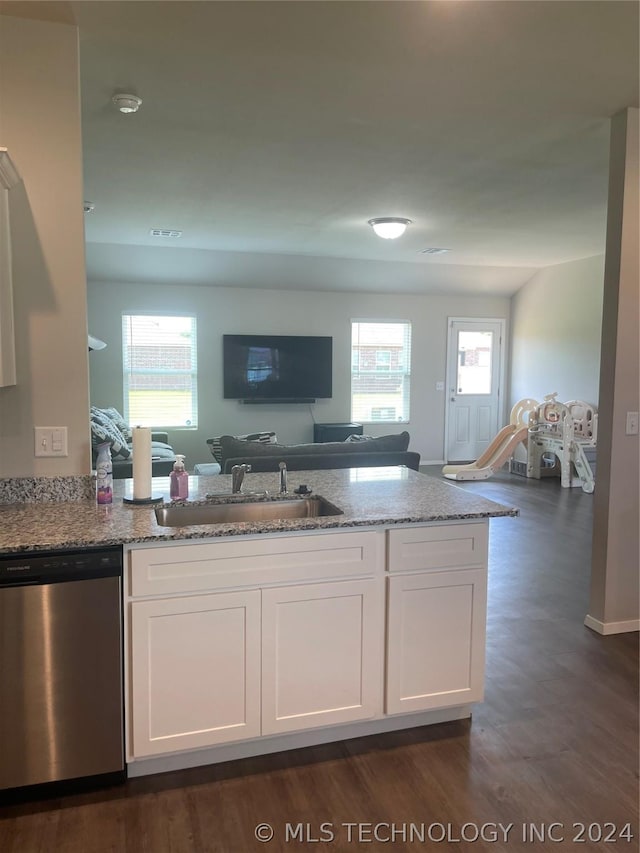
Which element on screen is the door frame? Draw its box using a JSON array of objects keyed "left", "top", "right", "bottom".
[{"left": 444, "top": 317, "right": 507, "bottom": 463}]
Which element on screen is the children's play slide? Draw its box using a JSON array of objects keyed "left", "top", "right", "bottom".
[{"left": 442, "top": 424, "right": 529, "bottom": 482}]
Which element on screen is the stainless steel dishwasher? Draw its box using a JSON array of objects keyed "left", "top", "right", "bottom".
[{"left": 0, "top": 546, "right": 125, "bottom": 793}]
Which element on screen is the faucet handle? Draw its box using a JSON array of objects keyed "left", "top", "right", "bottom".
[
  {"left": 231, "top": 462, "right": 252, "bottom": 494},
  {"left": 279, "top": 461, "right": 287, "bottom": 494}
]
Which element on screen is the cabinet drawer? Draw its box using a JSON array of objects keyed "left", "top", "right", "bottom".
[
  {"left": 386, "top": 522, "right": 488, "bottom": 573},
  {"left": 128, "top": 530, "right": 384, "bottom": 597}
]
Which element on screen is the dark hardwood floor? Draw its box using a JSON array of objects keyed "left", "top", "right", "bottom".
[{"left": 1, "top": 470, "right": 638, "bottom": 852}]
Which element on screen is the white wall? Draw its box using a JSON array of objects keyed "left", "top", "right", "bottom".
[
  {"left": 0, "top": 15, "right": 90, "bottom": 478},
  {"left": 87, "top": 280, "right": 510, "bottom": 467},
  {"left": 589, "top": 107, "right": 639, "bottom": 632},
  {"left": 509, "top": 255, "right": 604, "bottom": 407}
]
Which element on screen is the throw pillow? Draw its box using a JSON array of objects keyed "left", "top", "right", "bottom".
[
  {"left": 90, "top": 410, "right": 131, "bottom": 459},
  {"left": 207, "top": 431, "right": 277, "bottom": 463},
  {"left": 95, "top": 406, "right": 132, "bottom": 441}
]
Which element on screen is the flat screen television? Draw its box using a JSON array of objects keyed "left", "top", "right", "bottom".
[{"left": 223, "top": 334, "right": 332, "bottom": 403}]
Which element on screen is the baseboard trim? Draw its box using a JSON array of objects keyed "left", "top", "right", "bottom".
[
  {"left": 584, "top": 614, "right": 640, "bottom": 635},
  {"left": 419, "top": 460, "right": 445, "bottom": 468},
  {"left": 127, "top": 705, "right": 471, "bottom": 778}
]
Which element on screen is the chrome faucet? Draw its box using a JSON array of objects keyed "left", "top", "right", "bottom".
[
  {"left": 279, "top": 461, "right": 287, "bottom": 494},
  {"left": 231, "top": 463, "right": 251, "bottom": 494}
]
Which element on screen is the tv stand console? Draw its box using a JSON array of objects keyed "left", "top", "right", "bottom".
[{"left": 313, "top": 423, "right": 363, "bottom": 442}]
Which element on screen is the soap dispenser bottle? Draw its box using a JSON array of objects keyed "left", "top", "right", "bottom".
[{"left": 170, "top": 454, "right": 189, "bottom": 500}]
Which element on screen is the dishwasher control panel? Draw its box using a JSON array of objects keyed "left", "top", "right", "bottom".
[{"left": 0, "top": 546, "right": 122, "bottom": 585}]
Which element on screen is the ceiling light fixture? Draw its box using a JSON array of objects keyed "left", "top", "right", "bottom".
[
  {"left": 112, "top": 93, "right": 142, "bottom": 114},
  {"left": 368, "top": 217, "right": 412, "bottom": 239}
]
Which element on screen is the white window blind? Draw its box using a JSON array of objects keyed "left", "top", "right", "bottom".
[
  {"left": 351, "top": 321, "right": 411, "bottom": 423},
  {"left": 122, "top": 315, "right": 198, "bottom": 428}
]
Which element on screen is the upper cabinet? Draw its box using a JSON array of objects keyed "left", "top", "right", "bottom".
[{"left": 0, "top": 148, "right": 21, "bottom": 387}]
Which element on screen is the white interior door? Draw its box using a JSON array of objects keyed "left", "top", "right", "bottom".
[{"left": 445, "top": 319, "right": 505, "bottom": 463}]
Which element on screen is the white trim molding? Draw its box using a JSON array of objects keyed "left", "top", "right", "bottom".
[
  {"left": 584, "top": 614, "right": 640, "bottom": 635},
  {"left": 127, "top": 704, "right": 471, "bottom": 778}
]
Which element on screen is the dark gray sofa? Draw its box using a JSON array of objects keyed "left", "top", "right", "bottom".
[{"left": 219, "top": 431, "right": 420, "bottom": 474}]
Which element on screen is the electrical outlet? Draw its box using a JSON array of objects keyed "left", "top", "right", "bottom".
[
  {"left": 34, "top": 426, "right": 68, "bottom": 457},
  {"left": 436, "top": 381, "right": 445, "bottom": 391},
  {"left": 626, "top": 412, "right": 639, "bottom": 436}
]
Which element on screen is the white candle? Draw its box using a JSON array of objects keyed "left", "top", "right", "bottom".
[{"left": 132, "top": 426, "right": 152, "bottom": 500}]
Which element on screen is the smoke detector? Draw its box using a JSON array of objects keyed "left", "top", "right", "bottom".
[{"left": 112, "top": 93, "right": 142, "bottom": 114}]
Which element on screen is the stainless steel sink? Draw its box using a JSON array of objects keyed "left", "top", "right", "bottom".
[{"left": 154, "top": 496, "right": 343, "bottom": 527}]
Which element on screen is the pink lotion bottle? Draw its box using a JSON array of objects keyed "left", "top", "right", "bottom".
[{"left": 170, "top": 454, "right": 189, "bottom": 500}]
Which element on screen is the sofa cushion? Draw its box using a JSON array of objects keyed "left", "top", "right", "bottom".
[
  {"left": 149, "top": 441, "right": 177, "bottom": 459},
  {"left": 219, "top": 431, "right": 410, "bottom": 468},
  {"left": 109, "top": 441, "right": 176, "bottom": 478}
]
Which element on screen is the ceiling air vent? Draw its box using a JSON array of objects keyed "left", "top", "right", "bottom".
[
  {"left": 150, "top": 229, "right": 182, "bottom": 238},
  {"left": 419, "top": 247, "right": 449, "bottom": 255}
]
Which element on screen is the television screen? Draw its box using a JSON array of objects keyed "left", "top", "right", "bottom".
[{"left": 223, "top": 335, "right": 332, "bottom": 402}]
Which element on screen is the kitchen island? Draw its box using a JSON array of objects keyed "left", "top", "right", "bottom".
[
  {"left": 0, "top": 467, "right": 517, "bottom": 779},
  {"left": 0, "top": 466, "right": 515, "bottom": 552}
]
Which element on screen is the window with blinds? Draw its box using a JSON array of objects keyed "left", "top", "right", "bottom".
[
  {"left": 351, "top": 321, "right": 411, "bottom": 423},
  {"left": 122, "top": 315, "right": 198, "bottom": 428}
]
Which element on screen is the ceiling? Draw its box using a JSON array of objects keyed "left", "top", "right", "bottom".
[{"left": 12, "top": 1, "right": 640, "bottom": 295}]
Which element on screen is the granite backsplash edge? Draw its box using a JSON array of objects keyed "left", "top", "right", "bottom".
[{"left": 0, "top": 476, "right": 96, "bottom": 504}]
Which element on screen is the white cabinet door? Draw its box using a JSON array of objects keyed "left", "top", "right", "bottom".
[
  {"left": 262, "top": 579, "right": 384, "bottom": 735},
  {"left": 386, "top": 569, "right": 487, "bottom": 715},
  {"left": 130, "top": 590, "right": 261, "bottom": 757}
]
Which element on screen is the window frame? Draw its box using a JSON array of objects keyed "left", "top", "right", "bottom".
[
  {"left": 121, "top": 313, "right": 198, "bottom": 430},
  {"left": 350, "top": 319, "right": 412, "bottom": 425}
]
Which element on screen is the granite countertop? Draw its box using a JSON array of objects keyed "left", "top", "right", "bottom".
[{"left": 0, "top": 467, "right": 518, "bottom": 554}]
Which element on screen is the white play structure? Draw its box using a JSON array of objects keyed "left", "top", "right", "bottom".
[
  {"left": 442, "top": 393, "right": 598, "bottom": 493},
  {"left": 527, "top": 394, "right": 598, "bottom": 494}
]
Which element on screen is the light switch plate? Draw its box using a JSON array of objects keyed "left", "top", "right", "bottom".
[
  {"left": 436, "top": 381, "right": 445, "bottom": 391},
  {"left": 626, "top": 412, "right": 639, "bottom": 436},
  {"left": 34, "top": 426, "right": 68, "bottom": 457}
]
